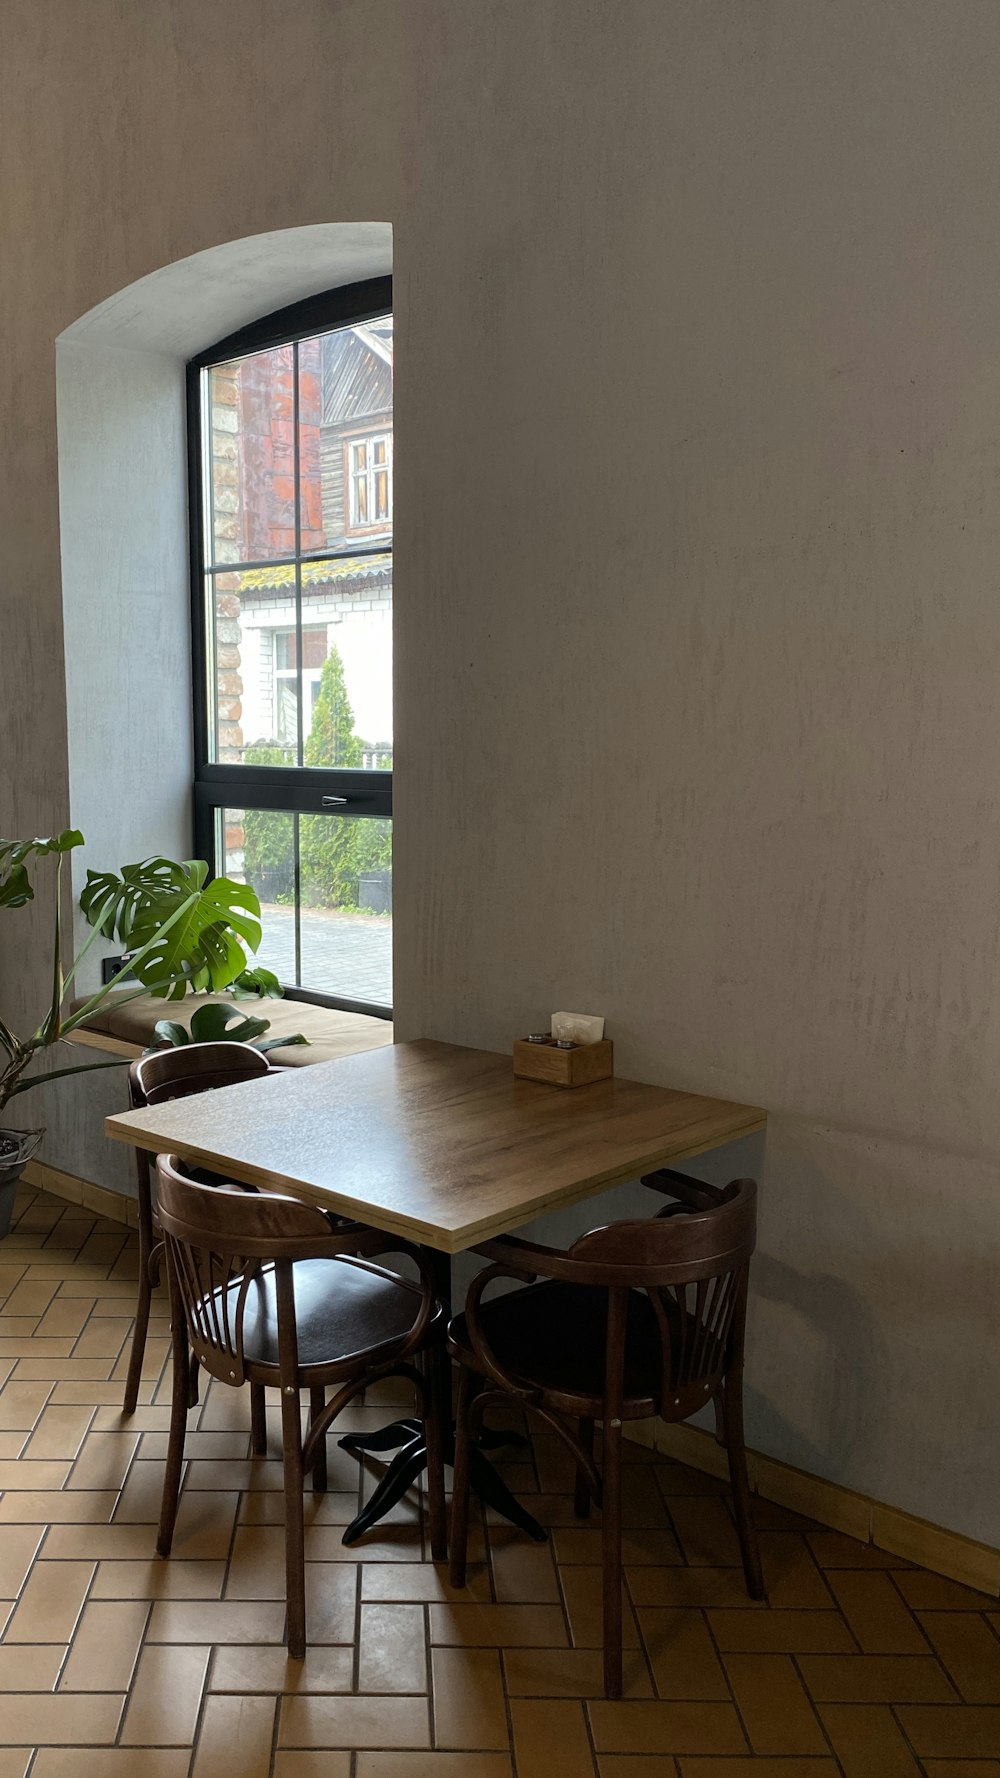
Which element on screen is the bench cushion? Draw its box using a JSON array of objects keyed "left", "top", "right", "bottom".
[{"left": 73, "top": 991, "right": 393, "bottom": 1067}]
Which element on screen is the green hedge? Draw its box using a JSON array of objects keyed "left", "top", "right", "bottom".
[{"left": 243, "top": 646, "right": 391, "bottom": 913}]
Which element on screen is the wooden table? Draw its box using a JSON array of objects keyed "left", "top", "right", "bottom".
[
  {"left": 106, "top": 1040, "right": 766, "bottom": 1541},
  {"left": 105, "top": 1039, "right": 765, "bottom": 1252}
]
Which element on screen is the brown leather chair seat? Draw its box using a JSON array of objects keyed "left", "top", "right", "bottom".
[
  {"left": 450, "top": 1281, "right": 663, "bottom": 1404},
  {"left": 234, "top": 1257, "right": 444, "bottom": 1372}
]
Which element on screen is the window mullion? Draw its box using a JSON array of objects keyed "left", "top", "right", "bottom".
[
  {"left": 293, "top": 810, "right": 302, "bottom": 988},
  {"left": 202, "top": 372, "right": 220, "bottom": 763},
  {"left": 293, "top": 337, "right": 304, "bottom": 770}
]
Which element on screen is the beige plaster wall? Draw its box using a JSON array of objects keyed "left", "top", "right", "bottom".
[{"left": 2, "top": 0, "right": 1000, "bottom": 1541}]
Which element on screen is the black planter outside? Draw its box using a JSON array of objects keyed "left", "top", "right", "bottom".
[{"left": 0, "top": 1128, "right": 43, "bottom": 1239}]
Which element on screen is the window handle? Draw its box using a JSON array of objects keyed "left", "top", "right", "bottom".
[{"left": 321, "top": 795, "right": 349, "bottom": 807}]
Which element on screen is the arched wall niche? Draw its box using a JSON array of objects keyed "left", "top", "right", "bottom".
[{"left": 56, "top": 223, "right": 392, "bottom": 987}]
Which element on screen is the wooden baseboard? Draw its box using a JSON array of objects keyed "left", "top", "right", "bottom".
[
  {"left": 22, "top": 1159, "right": 138, "bottom": 1229},
  {"left": 626, "top": 1417, "right": 1000, "bottom": 1597}
]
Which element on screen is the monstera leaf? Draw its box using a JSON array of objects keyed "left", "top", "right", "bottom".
[
  {"left": 0, "top": 831, "right": 84, "bottom": 908},
  {"left": 125, "top": 877, "right": 262, "bottom": 1001},
  {"left": 80, "top": 859, "right": 263, "bottom": 1000},
  {"left": 150, "top": 1000, "right": 309, "bottom": 1054},
  {"left": 230, "top": 965, "right": 284, "bottom": 1000},
  {"left": 81, "top": 856, "right": 209, "bottom": 944}
]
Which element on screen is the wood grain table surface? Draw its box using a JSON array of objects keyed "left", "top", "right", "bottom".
[{"left": 105, "top": 1039, "right": 767, "bottom": 1254}]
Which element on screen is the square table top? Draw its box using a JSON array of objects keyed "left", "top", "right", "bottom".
[{"left": 105, "top": 1039, "right": 766, "bottom": 1254}]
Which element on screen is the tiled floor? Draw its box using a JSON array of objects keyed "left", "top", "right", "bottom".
[{"left": 1, "top": 1182, "right": 999, "bottom": 1777}]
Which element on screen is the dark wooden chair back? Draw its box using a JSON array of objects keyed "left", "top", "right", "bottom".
[
  {"left": 155, "top": 1156, "right": 335, "bottom": 1387},
  {"left": 569, "top": 1177, "right": 757, "bottom": 1417},
  {"left": 120, "top": 1042, "right": 272, "bottom": 1417},
  {"left": 129, "top": 1040, "right": 271, "bottom": 1110},
  {"left": 466, "top": 1176, "right": 757, "bottom": 1424},
  {"left": 155, "top": 1154, "right": 437, "bottom": 1390}
]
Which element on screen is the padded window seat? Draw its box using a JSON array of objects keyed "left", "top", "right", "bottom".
[{"left": 69, "top": 990, "right": 393, "bottom": 1068}]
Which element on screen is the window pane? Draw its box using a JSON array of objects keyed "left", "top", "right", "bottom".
[
  {"left": 209, "top": 569, "right": 298, "bottom": 766},
  {"left": 207, "top": 345, "right": 295, "bottom": 566},
  {"left": 273, "top": 678, "right": 301, "bottom": 756},
  {"left": 301, "top": 626, "right": 328, "bottom": 668},
  {"left": 209, "top": 560, "right": 392, "bottom": 767},
  {"left": 300, "top": 815, "right": 392, "bottom": 1006},
  {"left": 221, "top": 807, "right": 392, "bottom": 1009},
  {"left": 301, "top": 559, "right": 393, "bottom": 771},
  {"left": 221, "top": 806, "right": 299, "bottom": 983},
  {"left": 273, "top": 625, "right": 327, "bottom": 672}
]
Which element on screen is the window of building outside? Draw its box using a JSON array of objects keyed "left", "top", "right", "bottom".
[
  {"left": 190, "top": 281, "right": 393, "bottom": 1015},
  {"left": 347, "top": 431, "right": 393, "bottom": 532}
]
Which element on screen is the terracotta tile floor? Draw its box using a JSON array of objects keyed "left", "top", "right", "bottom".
[{"left": 1, "top": 1181, "right": 999, "bottom": 1776}]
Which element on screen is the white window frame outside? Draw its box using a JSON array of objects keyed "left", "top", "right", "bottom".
[{"left": 348, "top": 430, "right": 393, "bottom": 532}]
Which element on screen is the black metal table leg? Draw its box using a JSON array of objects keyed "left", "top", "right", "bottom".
[
  {"left": 340, "top": 1418, "right": 546, "bottom": 1546},
  {"left": 339, "top": 1243, "right": 546, "bottom": 1547},
  {"left": 465, "top": 1441, "right": 547, "bottom": 1541},
  {"left": 340, "top": 1417, "right": 422, "bottom": 1456},
  {"left": 341, "top": 1429, "right": 428, "bottom": 1543}
]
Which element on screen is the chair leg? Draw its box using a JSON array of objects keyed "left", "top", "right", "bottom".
[
  {"left": 423, "top": 1346, "right": 448, "bottom": 1563},
  {"left": 575, "top": 1416, "right": 594, "bottom": 1519},
  {"left": 123, "top": 1163, "right": 154, "bottom": 1415},
  {"left": 309, "top": 1387, "right": 327, "bottom": 1491},
  {"left": 250, "top": 1383, "right": 267, "bottom": 1457},
  {"left": 448, "top": 1366, "right": 476, "bottom": 1588},
  {"left": 601, "top": 1415, "right": 624, "bottom": 1699},
  {"left": 721, "top": 1372, "right": 764, "bottom": 1599},
  {"left": 156, "top": 1312, "right": 189, "bottom": 1557},
  {"left": 281, "top": 1384, "right": 307, "bottom": 1659}
]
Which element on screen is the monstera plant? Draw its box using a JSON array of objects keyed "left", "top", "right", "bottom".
[
  {"left": 148, "top": 999, "right": 306, "bottom": 1056},
  {"left": 0, "top": 831, "right": 279, "bottom": 1233}
]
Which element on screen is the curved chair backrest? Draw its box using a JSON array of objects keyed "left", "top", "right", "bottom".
[
  {"left": 156, "top": 1154, "right": 335, "bottom": 1259},
  {"left": 155, "top": 1154, "right": 339, "bottom": 1385},
  {"left": 569, "top": 1177, "right": 756, "bottom": 1284},
  {"left": 470, "top": 1178, "right": 757, "bottom": 1423},
  {"left": 156, "top": 1155, "right": 434, "bottom": 1390},
  {"left": 129, "top": 1040, "right": 271, "bottom": 1110},
  {"left": 570, "top": 1178, "right": 757, "bottom": 1416}
]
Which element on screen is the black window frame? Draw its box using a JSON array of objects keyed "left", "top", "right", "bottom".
[{"left": 188, "top": 276, "right": 393, "bottom": 1019}]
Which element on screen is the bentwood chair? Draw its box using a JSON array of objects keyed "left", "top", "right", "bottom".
[
  {"left": 155, "top": 1155, "right": 447, "bottom": 1657},
  {"left": 447, "top": 1170, "right": 763, "bottom": 1697},
  {"left": 122, "top": 1043, "right": 273, "bottom": 1416}
]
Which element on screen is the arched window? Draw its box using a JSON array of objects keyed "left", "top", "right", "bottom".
[{"left": 189, "top": 279, "right": 393, "bottom": 1015}]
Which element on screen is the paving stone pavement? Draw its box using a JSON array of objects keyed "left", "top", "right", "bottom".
[
  {"left": 255, "top": 905, "right": 391, "bottom": 1007},
  {"left": 0, "top": 1180, "right": 999, "bottom": 1776}
]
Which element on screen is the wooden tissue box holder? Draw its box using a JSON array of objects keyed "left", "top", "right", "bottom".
[{"left": 513, "top": 1038, "right": 613, "bottom": 1088}]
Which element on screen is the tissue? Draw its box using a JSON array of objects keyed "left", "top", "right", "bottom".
[{"left": 550, "top": 1011, "right": 605, "bottom": 1045}]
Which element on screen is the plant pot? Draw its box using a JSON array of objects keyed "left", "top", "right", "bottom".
[{"left": 0, "top": 1127, "right": 44, "bottom": 1239}]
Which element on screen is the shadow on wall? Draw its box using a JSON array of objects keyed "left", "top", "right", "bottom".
[
  {"left": 743, "top": 1115, "right": 1000, "bottom": 1542},
  {"left": 745, "top": 1246, "right": 885, "bottom": 1483}
]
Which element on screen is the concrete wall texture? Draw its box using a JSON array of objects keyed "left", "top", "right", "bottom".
[
  {"left": 57, "top": 340, "right": 193, "bottom": 962},
  {"left": 1, "top": 0, "right": 999, "bottom": 1542}
]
